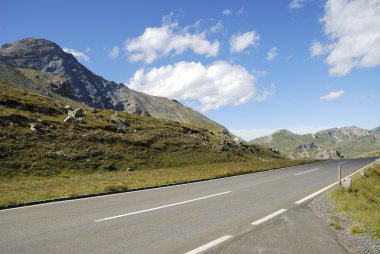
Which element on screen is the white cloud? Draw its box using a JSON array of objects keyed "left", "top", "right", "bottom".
[
  {"left": 255, "top": 84, "right": 276, "bottom": 101},
  {"left": 232, "top": 125, "right": 335, "bottom": 141},
  {"left": 125, "top": 20, "right": 219, "bottom": 64},
  {"left": 309, "top": 41, "right": 330, "bottom": 57},
  {"left": 125, "top": 61, "right": 272, "bottom": 112},
  {"left": 266, "top": 47, "right": 278, "bottom": 61},
  {"left": 320, "top": 90, "right": 344, "bottom": 101},
  {"left": 63, "top": 48, "right": 90, "bottom": 62},
  {"left": 86, "top": 47, "right": 91, "bottom": 52},
  {"left": 209, "top": 21, "right": 224, "bottom": 34},
  {"left": 230, "top": 31, "right": 260, "bottom": 53},
  {"left": 108, "top": 46, "right": 120, "bottom": 59},
  {"left": 289, "top": 0, "right": 308, "bottom": 9},
  {"left": 222, "top": 9, "right": 232, "bottom": 15},
  {"left": 313, "top": 0, "right": 380, "bottom": 76}
]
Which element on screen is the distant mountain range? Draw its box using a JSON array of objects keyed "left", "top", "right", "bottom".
[
  {"left": 0, "top": 38, "right": 227, "bottom": 134},
  {"left": 250, "top": 127, "right": 380, "bottom": 159}
]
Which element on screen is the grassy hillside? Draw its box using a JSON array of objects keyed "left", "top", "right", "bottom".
[
  {"left": 0, "top": 79, "right": 283, "bottom": 177},
  {"left": 0, "top": 79, "right": 313, "bottom": 205}
]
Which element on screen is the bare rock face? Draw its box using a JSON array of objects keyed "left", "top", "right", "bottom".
[
  {"left": 320, "top": 126, "right": 371, "bottom": 138},
  {"left": 0, "top": 38, "right": 228, "bottom": 134}
]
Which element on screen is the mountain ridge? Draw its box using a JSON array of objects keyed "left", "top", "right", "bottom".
[
  {"left": 0, "top": 38, "right": 228, "bottom": 134},
  {"left": 250, "top": 126, "right": 380, "bottom": 159}
]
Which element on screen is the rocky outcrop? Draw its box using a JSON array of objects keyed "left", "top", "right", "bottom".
[
  {"left": 251, "top": 126, "right": 380, "bottom": 159},
  {"left": 0, "top": 38, "right": 228, "bottom": 134}
]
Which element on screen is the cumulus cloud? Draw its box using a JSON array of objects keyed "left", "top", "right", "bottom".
[
  {"left": 320, "top": 90, "right": 344, "bottom": 101},
  {"left": 125, "top": 61, "right": 271, "bottom": 112},
  {"left": 289, "top": 0, "right": 309, "bottom": 9},
  {"left": 266, "top": 47, "right": 278, "bottom": 61},
  {"left": 312, "top": 0, "right": 380, "bottom": 76},
  {"left": 108, "top": 46, "right": 120, "bottom": 59},
  {"left": 230, "top": 31, "right": 260, "bottom": 53},
  {"left": 222, "top": 9, "right": 232, "bottom": 15},
  {"left": 63, "top": 48, "right": 90, "bottom": 62},
  {"left": 125, "top": 20, "right": 219, "bottom": 64}
]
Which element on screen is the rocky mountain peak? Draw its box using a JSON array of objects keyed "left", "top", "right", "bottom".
[
  {"left": 0, "top": 38, "right": 70, "bottom": 72},
  {"left": 0, "top": 38, "right": 228, "bottom": 134}
]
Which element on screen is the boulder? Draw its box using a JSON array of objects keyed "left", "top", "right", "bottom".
[
  {"left": 64, "top": 116, "right": 73, "bottom": 123},
  {"left": 110, "top": 114, "right": 127, "bottom": 129},
  {"left": 233, "top": 136, "right": 243, "bottom": 144}
]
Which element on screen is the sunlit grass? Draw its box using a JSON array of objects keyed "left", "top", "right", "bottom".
[
  {"left": 330, "top": 163, "right": 380, "bottom": 239},
  {"left": 0, "top": 159, "right": 310, "bottom": 206}
]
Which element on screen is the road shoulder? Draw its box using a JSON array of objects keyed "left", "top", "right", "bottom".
[
  {"left": 206, "top": 204, "right": 346, "bottom": 254},
  {"left": 309, "top": 191, "right": 380, "bottom": 254}
]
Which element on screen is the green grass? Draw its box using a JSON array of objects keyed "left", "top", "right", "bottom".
[
  {"left": 330, "top": 163, "right": 380, "bottom": 239},
  {"left": 349, "top": 225, "right": 364, "bottom": 234},
  {"left": 0, "top": 79, "right": 315, "bottom": 206},
  {"left": 0, "top": 159, "right": 310, "bottom": 206}
]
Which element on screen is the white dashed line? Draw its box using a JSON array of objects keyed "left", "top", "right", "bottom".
[
  {"left": 251, "top": 209, "right": 287, "bottom": 226},
  {"left": 184, "top": 235, "right": 233, "bottom": 254},
  {"left": 95, "top": 191, "right": 231, "bottom": 222},
  {"left": 294, "top": 168, "right": 320, "bottom": 176}
]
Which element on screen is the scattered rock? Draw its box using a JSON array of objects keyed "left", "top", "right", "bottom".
[
  {"left": 126, "top": 167, "right": 134, "bottom": 172},
  {"left": 233, "top": 136, "right": 243, "bottom": 144},
  {"left": 30, "top": 123, "right": 38, "bottom": 132},
  {"left": 64, "top": 116, "right": 73, "bottom": 123},
  {"left": 110, "top": 114, "right": 127, "bottom": 129},
  {"left": 105, "top": 163, "right": 117, "bottom": 171},
  {"left": 91, "top": 108, "right": 97, "bottom": 113},
  {"left": 64, "top": 105, "right": 72, "bottom": 110},
  {"left": 68, "top": 107, "right": 84, "bottom": 118},
  {"left": 75, "top": 118, "right": 85, "bottom": 124},
  {"left": 0, "top": 151, "right": 7, "bottom": 159}
]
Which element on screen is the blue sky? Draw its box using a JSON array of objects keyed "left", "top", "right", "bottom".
[{"left": 1, "top": 0, "right": 379, "bottom": 139}]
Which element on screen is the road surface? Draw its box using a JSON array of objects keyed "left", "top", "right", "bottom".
[{"left": 0, "top": 157, "right": 376, "bottom": 254}]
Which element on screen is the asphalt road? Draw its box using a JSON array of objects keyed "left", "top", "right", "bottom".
[{"left": 0, "top": 157, "right": 376, "bottom": 254}]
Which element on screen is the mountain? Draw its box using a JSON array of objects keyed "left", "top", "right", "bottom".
[
  {"left": 251, "top": 127, "right": 380, "bottom": 159},
  {"left": 0, "top": 77, "right": 282, "bottom": 176},
  {"left": 0, "top": 38, "right": 227, "bottom": 134}
]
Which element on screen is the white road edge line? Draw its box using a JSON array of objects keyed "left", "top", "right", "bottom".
[
  {"left": 95, "top": 191, "right": 231, "bottom": 222},
  {"left": 0, "top": 161, "right": 314, "bottom": 212},
  {"left": 294, "top": 160, "right": 377, "bottom": 204},
  {"left": 251, "top": 209, "right": 287, "bottom": 226},
  {"left": 184, "top": 235, "right": 233, "bottom": 254},
  {"left": 294, "top": 168, "right": 320, "bottom": 176}
]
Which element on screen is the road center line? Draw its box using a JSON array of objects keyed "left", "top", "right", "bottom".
[
  {"left": 338, "top": 161, "right": 347, "bottom": 165},
  {"left": 294, "top": 168, "right": 320, "bottom": 176},
  {"left": 184, "top": 235, "right": 233, "bottom": 254},
  {"left": 251, "top": 209, "right": 287, "bottom": 226},
  {"left": 95, "top": 191, "right": 231, "bottom": 222}
]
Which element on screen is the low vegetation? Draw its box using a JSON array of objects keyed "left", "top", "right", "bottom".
[
  {"left": 0, "top": 80, "right": 312, "bottom": 206},
  {"left": 330, "top": 162, "right": 380, "bottom": 239}
]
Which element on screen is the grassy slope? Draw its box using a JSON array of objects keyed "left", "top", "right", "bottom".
[
  {"left": 330, "top": 162, "right": 380, "bottom": 239},
  {"left": 0, "top": 79, "right": 312, "bottom": 205}
]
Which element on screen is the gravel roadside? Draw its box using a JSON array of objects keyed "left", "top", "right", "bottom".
[{"left": 308, "top": 191, "right": 380, "bottom": 254}]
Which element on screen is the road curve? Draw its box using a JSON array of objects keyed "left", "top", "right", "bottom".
[{"left": 0, "top": 157, "right": 376, "bottom": 254}]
